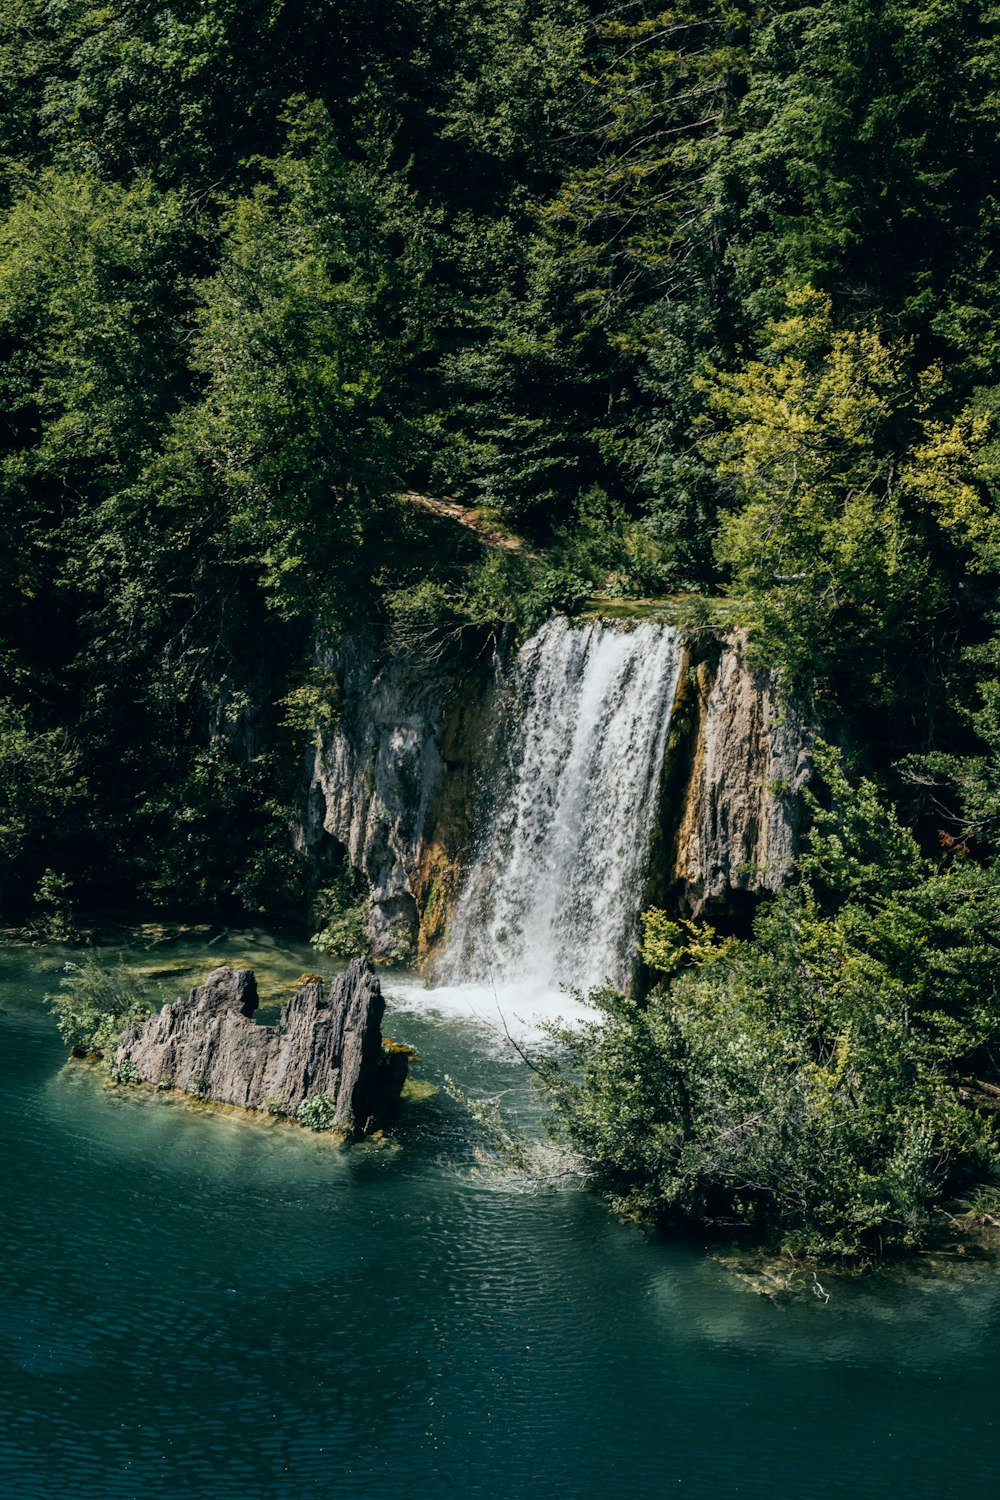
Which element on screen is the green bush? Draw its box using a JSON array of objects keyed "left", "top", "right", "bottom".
[
  {"left": 33, "top": 868, "right": 76, "bottom": 941},
  {"left": 540, "top": 745, "right": 1000, "bottom": 1263},
  {"left": 278, "top": 669, "right": 342, "bottom": 735},
  {"left": 311, "top": 871, "right": 369, "bottom": 958},
  {"left": 48, "top": 953, "right": 153, "bottom": 1061},
  {"left": 296, "top": 1094, "right": 338, "bottom": 1131}
]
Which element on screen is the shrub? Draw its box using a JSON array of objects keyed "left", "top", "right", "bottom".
[
  {"left": 48, "top": 953, "right": 153, "bottom": 1060},
  {"left": 539, "top": 745, "right": 1000, "bottom": 1263},
  {"left": 33, "top": 868, "right": 76, "bottom": 941},
  {"left": 278, "top": 669, "right": 342, "bottom": 734},
  {"left": 296, "top": 1094, "right": 338, "bottom": 1131},
  {"left": 311, "top": 871, "right": 368, "bottom": 958}
]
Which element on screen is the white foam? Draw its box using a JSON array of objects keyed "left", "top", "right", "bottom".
[{"left": 382, "top": 975, "right": 597, "bottom": 1048}]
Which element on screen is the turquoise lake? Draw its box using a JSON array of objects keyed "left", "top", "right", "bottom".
[{"left": 2, "top": 929, "right": 998, "bottom": 1499}]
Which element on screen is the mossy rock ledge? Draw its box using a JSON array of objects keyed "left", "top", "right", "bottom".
[{"left": 115, "top": 959, "right": 407, "bottom": 1136}]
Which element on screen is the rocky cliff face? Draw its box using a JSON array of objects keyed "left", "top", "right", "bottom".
[
  {"left": 297, "top": 631, "right": 503, "bottom": 961},
  {"left": 298, "top": 620, "right": 811, "bottom": 963},
  {"left": 116, "top": 959, "right": 407, "bottom": 1134},
  {"left": 665, "top": 638, "right": 811, "bottom": 920}
]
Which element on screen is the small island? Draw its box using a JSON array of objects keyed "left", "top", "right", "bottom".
[{"left": 115, "top": 959, "right": 408, "bottom": 1137}]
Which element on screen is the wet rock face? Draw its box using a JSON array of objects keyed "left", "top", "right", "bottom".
[
  {"left": 297, "top": 632, "right": 502, "bottom": 962},
  {"left": 670, "top": 640, "right": 811, "bottom": 918},
  {"left": 116, "top": 960, "right": 407, "bottom": 1135}
]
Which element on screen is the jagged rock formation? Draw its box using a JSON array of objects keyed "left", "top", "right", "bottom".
[
  {"left": 116, "top": 960, "right": 407, "bottom": 1134},
  {"left": 667, "top": 638, "right": 811, "bottom": 919}
]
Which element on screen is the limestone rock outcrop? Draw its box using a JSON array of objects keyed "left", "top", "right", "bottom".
[
  {"left": 116, "top": 959, "right": 407, "bottom": 1134},
  {"left": 297, "top": 631, "right": 503, "bottom": 961},
  {"left": 669, "top": 638, "right": 811, "bottom": 919}
]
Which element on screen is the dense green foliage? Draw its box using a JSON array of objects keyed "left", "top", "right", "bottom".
[
  {"left": 540, "top": 747, "right": 1000, "bottom": 1260},
  {"left": 295, "top": 1094, "right": 339, "bottom": 1132},
  {"left": 1, "top": 0, "right": 999, "bottom": 915},
  {"left": 311, "top": 870, "right": 369, "bottom": 959}
]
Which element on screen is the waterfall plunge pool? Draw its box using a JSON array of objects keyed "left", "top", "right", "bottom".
[{"left": 2, "top": 928, "right": 998, "bottom": 1500}]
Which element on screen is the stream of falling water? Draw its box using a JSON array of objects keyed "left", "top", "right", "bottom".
[{"left": 438, "top": 615, "right": 682, "bottom": 997}]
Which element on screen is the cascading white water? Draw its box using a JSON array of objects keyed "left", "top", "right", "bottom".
[{"left": 439, "top": 615, "right": 683, "bottom": 994}]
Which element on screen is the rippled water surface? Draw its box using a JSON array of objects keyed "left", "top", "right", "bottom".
[{"left": 2, "top": 931, "right": 999, "bottom": 1499}]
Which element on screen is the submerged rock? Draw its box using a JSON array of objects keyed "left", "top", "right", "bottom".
[{"left": 115, "top": 959, "right": 407, "bottom": 1135}]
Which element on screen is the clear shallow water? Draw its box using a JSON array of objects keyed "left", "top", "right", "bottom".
[{"left": 2, "top": 931, "right": 999, "bottom": 1500}]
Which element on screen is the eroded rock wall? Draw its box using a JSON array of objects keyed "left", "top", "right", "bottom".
[
  {"left": 298, "top": 621, "right": 812, "bottom": 964},
  {"left": 666, "top": 638, "right": 811, "bottom": 920},
  {"left": 297, "top": 632, "right": 504, "bottom": 961}
]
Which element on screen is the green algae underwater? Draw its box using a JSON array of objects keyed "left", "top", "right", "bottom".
[{"left": 2, "top": 928, "right": 999, "bottom": 1500}]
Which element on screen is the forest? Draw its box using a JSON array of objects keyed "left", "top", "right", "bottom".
[{"left": 4, "top": 0, "right": 1000, "bottom": 1259}]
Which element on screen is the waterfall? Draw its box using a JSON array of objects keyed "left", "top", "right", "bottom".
[{"left": 440, "top": 616, "right": 683, "bottom": 994}]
